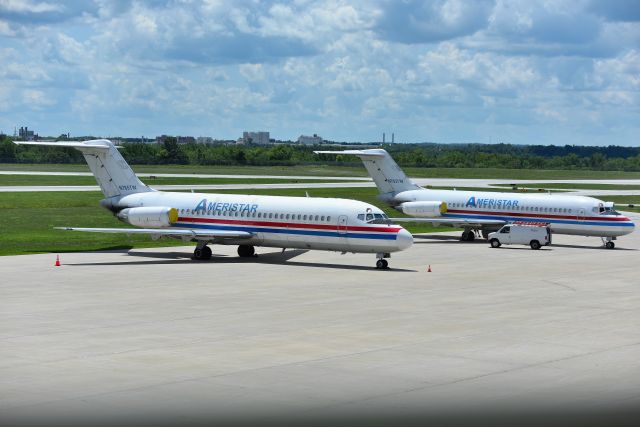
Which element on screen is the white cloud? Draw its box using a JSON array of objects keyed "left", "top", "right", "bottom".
[
  {"left": 0, "top": 0, "right": 62, "bottom": 14},
  {"left": 0, "top": 0, "right": 638, "bottom": 144}
]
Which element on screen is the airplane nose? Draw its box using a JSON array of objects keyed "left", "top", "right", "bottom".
[{"left": 396, "top": 228, "right": 413, "bottom": 250}]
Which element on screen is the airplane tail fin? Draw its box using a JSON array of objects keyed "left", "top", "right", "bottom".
[
  {"left": 13, "top": 139, "right": 153, "bottom": 198},
  {"left": 315, "top": 149, "right": 420, "bottom": 198}
]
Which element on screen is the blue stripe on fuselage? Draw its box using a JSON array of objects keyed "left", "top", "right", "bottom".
[
  {"left": 174, "top": 222, "right": 399, "bottom": 240},
  {"left": 443, "top": 212, "right": 634, "bottom": 227}
]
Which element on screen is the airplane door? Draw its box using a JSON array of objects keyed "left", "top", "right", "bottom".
[
  {"left": 577, "top": 208, "right": 585, "bottom": 221},
  {"left": 338, "top": 215, "right": 348, "bottom": 234}
]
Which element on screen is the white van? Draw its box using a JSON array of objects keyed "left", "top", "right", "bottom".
[{"left": 488, "top": 224, "right": 551, "bottom": 250}]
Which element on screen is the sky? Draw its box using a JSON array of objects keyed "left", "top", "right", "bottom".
[{"left": 0, "top": 0, "right": 639, "bottom": 145}]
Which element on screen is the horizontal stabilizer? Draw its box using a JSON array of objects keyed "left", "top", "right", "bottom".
[
  {"left": 314, "top": 150, "right": 386, "bottom": 157},
  {"left": 55, "top": 227, "right": 253, "bottom": 240},
  {"left": 13, "top": 140, "right": 113, "bottom": 150}
]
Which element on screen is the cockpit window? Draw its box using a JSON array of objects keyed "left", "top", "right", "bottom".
[
  {"left": 601, "top": 206, "right": 620, "bottom": 216},
  {"left": 357, "top": 214, "right": 365, "bottom": 221},
  {"left": 365, "top": 213, "right": 391, "bottom": 224}
]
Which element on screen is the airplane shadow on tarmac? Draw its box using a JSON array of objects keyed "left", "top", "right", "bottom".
[{"left": 66, "top": 249, "right": 417, "bottom": 272}]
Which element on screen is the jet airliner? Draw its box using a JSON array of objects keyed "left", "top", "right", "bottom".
[
  {"left": 15, "top": 140, "right": 412, "bottom": 268},
  {"left": 316, "top": 149, "right": 635, "bottom": 248}
]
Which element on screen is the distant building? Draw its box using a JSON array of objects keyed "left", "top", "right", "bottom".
[
  {"left": 242, "top": 131, "right": 270, "bottom": 144},
  {"left": 18, "top": 126, "right": 38, "bottom": 141},
  {"left": 297, "top": 134, "right": 323, "bottom": 145},
  {"left": 196, "top": 136, "right": 214, "bottom": 144},
  {"left": 155, "top": 135, "right": 195, "bottom": 144}
]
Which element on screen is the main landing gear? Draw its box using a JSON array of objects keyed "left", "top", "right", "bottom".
[
  {"left": 237, "top": 245, "right": 256, "bottom": 257},
  {"left": 193, "top": 244, "right": 212, "bottom": 260},
  {"left": 460, "top": 229, "right": 475, "bottom": 242},
  {"left": 376, "top": 252, "right": 390, "bottom": 270}
]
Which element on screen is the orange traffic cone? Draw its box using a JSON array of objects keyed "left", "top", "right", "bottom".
[
  {"left": 427, "top": 264, "right": 432, "bottom": 272},
  {"left": 55, "top": 254, "right": 61, "bottom": 267}
]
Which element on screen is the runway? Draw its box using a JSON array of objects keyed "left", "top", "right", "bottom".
[
  {"left": 2, "top": 220, "right": 639, "bottom": 425},
  {"left": 2, "top": 170, "right": 640, "bottom": 196}
]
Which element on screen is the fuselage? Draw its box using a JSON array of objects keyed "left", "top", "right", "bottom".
[
  {"left": 109, "top": 191, "right": 413, "bottom": 253},
  {"left": 392, "top": 189, "right": 635, "bottom": 237}
]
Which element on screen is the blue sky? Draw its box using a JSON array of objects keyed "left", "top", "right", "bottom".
[{"left": 0, "top": 0, "right": 639, "bottom": 145}]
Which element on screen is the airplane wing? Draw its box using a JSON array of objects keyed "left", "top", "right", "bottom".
[
  {"left": 55, "top": 227, "right": 253, "bottom": 240},
  {"left": 390, "top": 217, "right": 507, "bottom": 228}
]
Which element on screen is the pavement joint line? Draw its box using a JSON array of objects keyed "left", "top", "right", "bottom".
[{"left": 305, "top": 341, "right": 640, "bottom": 414}]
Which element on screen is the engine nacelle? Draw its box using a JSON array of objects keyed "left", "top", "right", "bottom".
[
  {"left": 117, "top": 207, "right": 178, "bottom": 228},
  {"left": 399, "top": 201, "right": 447, "bottom": 217}
]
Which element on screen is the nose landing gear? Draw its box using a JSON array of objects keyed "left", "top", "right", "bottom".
[
  {"left": 376, "top": 259, "right": 388, "bottom": 269},
  {"left": 375, "top": 252, "right": 390, "bottom": 269},
  {"left": 602, "top": 236, "right": 616, "bottom": 249}
]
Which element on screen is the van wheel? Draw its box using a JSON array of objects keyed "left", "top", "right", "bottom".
[
  {"left": 530, "top": 240, "right": 541, "bottom": 250},
  {"left": 490, "top": 239, "right": 501, "bottom": 248}
]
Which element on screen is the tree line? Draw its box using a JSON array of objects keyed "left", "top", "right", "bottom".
[{"left": 1, "top": 135, "right": 640, "bottom": 171}]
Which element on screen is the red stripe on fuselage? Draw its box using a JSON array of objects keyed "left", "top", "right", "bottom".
[
  {"left": 447, "top": 209, "right": 630, "bottom": 222},
  {"left": 179, "top": 216, "right": 403, "bottom": 233}
]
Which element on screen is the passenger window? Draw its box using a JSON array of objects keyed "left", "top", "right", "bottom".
[
  {"left": 303, "top": 215, "right": 307, "bottom": 220},
  {"left": 315, "top": 215, "right": 319, "bottom": 221},
  {"left": 321, "top": 215, "right": 325, "bottom": 221},
  {"left": 285, "top": 214, "right": 290, "bottom": 220},
  {"left": 327, "top": 216, "right": 331, "bottom": 221}
]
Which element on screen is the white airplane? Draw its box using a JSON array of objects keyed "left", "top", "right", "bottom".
[
  {"left": 15, "top": 140, "right": 412, "bottom": 269},
  {"left": 315, "top": 149, "right": 635, "bottom": 249}
]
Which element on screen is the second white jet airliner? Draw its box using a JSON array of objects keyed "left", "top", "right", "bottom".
[{"left": 316, "top": 149, "right": 635, "bottom": 249}]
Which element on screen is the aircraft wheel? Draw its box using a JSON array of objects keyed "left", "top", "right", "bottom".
[
  {"left": 467, "top": 231, "right": 475, "bottom": 242},
  {"left": 490, "top": 239, "right": 501, "bottom": 248},
  {"left": 530, "top": 240, "right": 541, "bottom": 250},
  {"left": 201, "top": 245, "right": 212, "bottom": 260},
  {"left": 238, "top": 245, "right": 255, "bottom": 257},
  {"left": 605, "top": 241, "right": 615, "bottom": 249},
  {"left": 376, "top": 259, "right": 388, "bottom": 269},
  {"left": 193, "top": 246, "right": 211, "bottom": 260}
]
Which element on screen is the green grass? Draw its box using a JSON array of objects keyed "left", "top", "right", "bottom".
[
  {"left": 0, "top": 188, "right": 454, "bottom": 256},
  {"left": 493, "top": 183, "right": 640, "bottom": 190},
  {"left": 3, "top": 162, "right": 640, "bottom": 179},
  {"left": 0, "top": 175, "right": 350, "bottom": 186},
  {"left": 0, "top": 192, "right": 176, "bottom": 256}
]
